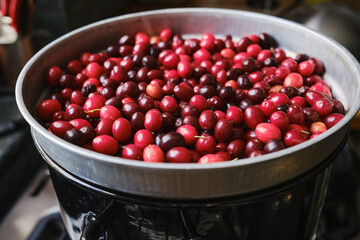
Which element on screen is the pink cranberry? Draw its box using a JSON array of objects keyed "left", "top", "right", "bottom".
[
  {"left": 143, "top": 144, "right": 165, "bottom": 162},
  {"left": 255, "top": 122, "right": 282, "bottom": 143},
  {"left": 198, "top": 154, "right": 225, "bottom": 164}
]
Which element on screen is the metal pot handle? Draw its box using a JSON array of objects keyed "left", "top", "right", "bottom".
[{"left": 80, "top": 214, "right": 109, "bottom": 240}]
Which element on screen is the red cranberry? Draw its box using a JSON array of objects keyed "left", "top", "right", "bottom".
[
  {"left": 166, "top": 147, "right": 192, "bottom": 163},
  {"left": 49, "top": 121, "right": 74, "bottom": 139},
  {"left": 122, "top": 144, "right": 142, "bottom": 160},
  {"left": 195, "top": 134, "right": 216, "bottom": 155},
  {"left": 284, "top": 130, "right": 308, "bottom": 147},
  {"left": 270, "top": 111, "right": 289, "bottom": 130},
  {"left": 36, "top": 99, "right": 62, "bottom": 122},
  {"left": 176, "top": 125, "right": 198, "bottom": 145},
  {"left": 199, "top": 110, "right": 217, "bottom": 130},
  {"left": 244, "top": 106, "right": 265, "bottom": 129},
  {"left": 112, "top": 118, "right": 132, "bottom": 143},
  {"left": 323, "top": 113, "right": 344, "bottom": 128},
  {"left": 96, "top": 118, "right": 114, "bottom": 136},
  {"left": 312, "top": 98, "right": 332, "bottom": 116},
  {"left": 134, "top": 129, "right": 154, "bottom": 150},
  {"left": 92, "top": 135, "right": 119, "bottom": 155}
]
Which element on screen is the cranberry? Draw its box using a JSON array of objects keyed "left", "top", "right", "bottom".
[
  {"left": 92, "top": 135, "right": 119, "bottom": 155},
  {"left": 310, "top": 121, "right": 327, "bottom": 134},
  {"left": 214, "top": 119, "right": 233, "bottom": 143},
  {"left": 143, "top": 144, "right": 165, "bottom": 162},
  {"left": 173, "top": 84, "right": 194, "bottom": 101},
  {"left": 199, "top": 110, "right": 217, "bottom": 130},
  {"left": 36, "top": 99, "right": 62, "bottom": 121},
  {"left": 49, "top": 121, "right": 74, "bottom": 139},
  {"left": 134, "top": 129, "right": 154, "bottom": 150},
  {"left": 99, "top": 105, "right": 121, "bottom": 121},
  {"left": 244, "top": 106, "right": 264, "bottom": 129},
  {"left": 144, "top": 109, "right": 163, "bottom": 132},
  {"left": 284, "top": 130, "right": 308, "bottom": 147},
  {"left": 176, "top": 125, "right": 198, "bottom": 145},
  {"left": 122, "top": 144, "right": 142, "bottom": 160},
  {"left": 283, "top": 73, "right": 303, "bottom": 88},
  {"left": 287, "top": 104, "right": 305, "bottom": 124},
  {"left": 46, "top": 66, "right": 62, "bottom": 87},
  {"left": 227, "top": 139, "right": 245, "bottom": 158},
  {"left": 195, "top": 134, "right": 216, "bottom": 155},
  {"left": 160, "top": 132, "right": 186, "bottom": 152},
  {"left": 64, "top": 128, "right": 85, "bottom": 146},
  {"left": 245, "top": 139, "right": 264, "bottom": 156},
  {"left": 260, "top": 100, "right": 277, "bottom": 117},
  {"left": 312, "top": 98, "right": 332, "bottom": 116},
  {"left": 263, "top": 139, "right": 285, "bottom": 154},
  {"left": 166, "top": 147, "right": 192, "bottom": 163},
  {"left": 69, "top": 119, "right": 91, "bottom": 129},
  {"left": 96, "top": 118, "right": 114, "bottom": 136},
  {"left": 323, "top": 113, "right": 344, "bottom": 128},
  {"left": 198, "top": 154, "right": 225, "bottom": 164},
  {"left": 112, "top": 118, "right": 132, "bottom": 143},
  {"left": 255, "top": 122, "right": 282, "bottom": 143}
]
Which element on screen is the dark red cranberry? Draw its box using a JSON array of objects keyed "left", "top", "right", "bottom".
[
  {"left": 245, "top": 139, "right": 264, "bottom": 156},
  {"left": 303, "top": 108, "right": 320, "bottom": 123},
  {"left": 105, "top": 97, "right": 123, "bottom": 109},
  {"left": 247, "top": 88, "right": 266, "bottom": 103},
  {"left": 259, "top": 33, "right": 277, "bottom": 49},
  {"left": 238, "top": 99, "right": 254, "bottom": 111},
  {"left": 122, "top": 102, "right": 141, "bottom": 119},
  {"left": 219, "top": 86, "right": 235, "bottom": 101},
  {"left": 241, "top": 58, "right": 258, "bottom": 73},
  {"left": 162, "top": 112, "right": 176, "bottom": 131},
  {"left": 214, "top": 119, "right": 233, "bottom": 142},
  {"left": 160, "top": 132, "right": 186, "bottom": 152},
  {"left": 64, "top": 128, "right": 85, "bottom": 146},
  {"left": 263, "top": 139, "right": 286, "bottom": 154},
  {"left": 237, "top": 75, "right": 253, "bottom": 90},
  {"left": 199, "top": 85, "right": 217, "bottom": 99},
  {"left": 227, "top": 139, "right": 245, "bottom": 158},
  {"left": 173, "top": 84, "right": 194, "bottom": 101}
]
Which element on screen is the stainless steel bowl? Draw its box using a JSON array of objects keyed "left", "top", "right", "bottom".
[{"left": 15, "top": 8, "right": 360, "bottom": 199}]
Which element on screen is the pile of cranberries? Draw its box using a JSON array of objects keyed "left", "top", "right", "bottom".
[{"left": 35, "top": 28, "right": 346, "bottom": 164}]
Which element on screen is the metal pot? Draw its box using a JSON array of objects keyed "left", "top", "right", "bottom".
[{"left": 15, "top": 8, "right": 360, "bottom": 200}]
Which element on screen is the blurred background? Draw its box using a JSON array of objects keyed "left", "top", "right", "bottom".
[{"left": 0, "top": 0, "right": 360, "bottom": 239}]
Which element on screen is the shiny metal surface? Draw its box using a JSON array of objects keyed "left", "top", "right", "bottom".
[{"left": 16, "top": 8, "right": 360, "bottom": 199}]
